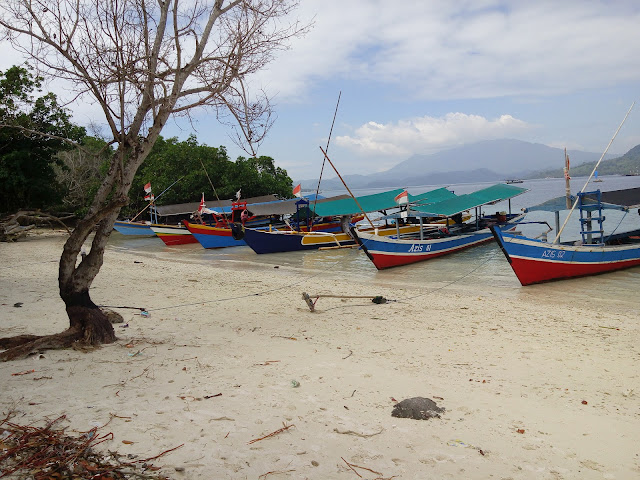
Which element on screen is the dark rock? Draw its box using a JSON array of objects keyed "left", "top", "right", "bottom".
[{"left": 391, "top": 397, "right": 444, "bottom": 420}]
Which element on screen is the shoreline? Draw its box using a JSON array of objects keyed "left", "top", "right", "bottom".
[{"left": 1, "top": 231, "right": 639, "bottom": 479}]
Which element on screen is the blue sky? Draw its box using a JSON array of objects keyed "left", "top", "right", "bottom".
[{"left": 3, "top": 1, "right": 640, "bottom": 183}]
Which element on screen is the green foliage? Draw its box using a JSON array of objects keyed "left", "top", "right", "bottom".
[
  {"left": 0, "top": 66, "right": 86, "bottom": 213},
  {"left": 223, "top": 155, "right": 294, "bottom": 200},
  {"left": 125, "top": 135, "right": 293, "bottom": 216}
]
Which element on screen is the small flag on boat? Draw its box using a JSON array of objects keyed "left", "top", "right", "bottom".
[
  {"left": 236, "top": 188, "right": 242, "bottom": 201},
  {"left": 144, "top": 194, "right": 154, "bottom": 201},
  {"left": 292, "top": 184, "right": 302, "bottom": 198},
  {"left": 144, "top": 182, "right": 152, "bottom": 193},
  {"left": 198, "top": 193, "right": 206, "bottom": 213},
  {"left": 394, "top": 190, "right": 409, "bottom": 205}
]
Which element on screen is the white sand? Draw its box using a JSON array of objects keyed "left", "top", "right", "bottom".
[{"left": 1, "top": 231, "right": 639, "bottom": 479}]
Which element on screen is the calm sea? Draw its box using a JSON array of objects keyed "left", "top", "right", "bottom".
[{"left": 108, "top": 175, "right": 640, "bottom": 311}]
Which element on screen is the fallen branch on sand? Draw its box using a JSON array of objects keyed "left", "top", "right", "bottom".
[
  {"left": 247, "top": 423, "right": 294, "bottom": 445},
  {"left": 0, "top": 411, "right": 181, "bottom": 479}
]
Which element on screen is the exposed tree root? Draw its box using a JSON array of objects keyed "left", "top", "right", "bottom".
[
  {"left": 0, "top": 328, "right": 83, "bottom": 361},
  {"left": 0, "top": 308, "right": 120, "bottom": 361}
]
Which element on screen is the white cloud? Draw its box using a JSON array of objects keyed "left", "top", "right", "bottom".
[
  {"left": 260, "top": 1, "right": 640, "bottom": 102},
  {"left": 335, "top": 113, "right": 531, "bottom": 157}
]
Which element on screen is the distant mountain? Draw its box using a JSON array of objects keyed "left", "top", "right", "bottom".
[
  {"left": 298, "top": 139, "right": 622, "bottom": 190},
  {"left": 534, "top": 143, "right": 640, "bottom": 178}
]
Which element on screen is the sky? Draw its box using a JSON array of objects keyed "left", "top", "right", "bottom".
[{"left": 3, "top": 1, "right": 640, "bottom": 184}]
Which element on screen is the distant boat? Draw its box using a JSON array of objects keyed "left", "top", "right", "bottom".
[
  {"left": 505, "top": 179, "right": 523, "bottom": 184},
  {"left": 593, "top": 170, "right": 603, "bottom": 182}
]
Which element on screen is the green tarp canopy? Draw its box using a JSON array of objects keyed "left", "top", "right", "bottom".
[
  {"left": 409, "top": 187, "right": 457, "bottom": 205},
  {"left": 312, "top": 188, "right": 405, "bottom": 217},
  {"left": 413, "top": 183, "right": 527, "bottom": 217},
  {"left": 311, "top": 187, "right": 458, "bottom": 217}
]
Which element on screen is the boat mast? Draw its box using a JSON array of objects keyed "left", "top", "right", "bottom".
[
  {"left": 311, "top": 91, "right": 342, "bottom": 228},
  {"left": 564, "top": 148, "right": 571, "bottom": 209}
]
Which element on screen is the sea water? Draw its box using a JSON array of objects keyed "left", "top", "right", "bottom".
[{"left": 108, "top": 175, "right": 640, "bottom": 312}]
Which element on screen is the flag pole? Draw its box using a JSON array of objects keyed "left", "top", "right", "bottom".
[
  {"left": 131, "top": 177, "right": 183, "bottom": 222},
  {"left": 319, "top": 146, "right": 375, "bottom": 229}
]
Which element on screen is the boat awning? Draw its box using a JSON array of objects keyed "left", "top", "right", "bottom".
[
  {"left": 525, "top": 187, "right": 640, "bottom": 212},
  {"left": 311, "top": 189, "right": 406, "bottom": 217},
  {"left": 155, "top": 194, "right": 280, "bottom": 216},
  {"left": 524, "top": 196, "right": 577, "bottom": 212},
  {"left": 412, "top": 183, "right": 528, "bottom": 217},
  {"left": 594, "top": 187, "right": 640, "bottom": 210},
  {"left": 409, "top": 187, "right": 457, "bottom": 205},
  {"left": 247, "top": 194, "right": 349, "bottom": 216}
]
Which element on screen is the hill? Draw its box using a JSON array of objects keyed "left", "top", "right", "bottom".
[
  {"left": 533, "top": 144, "right": 640, "bottom": 178},
  {"left": 300, "top": 139, "right": 624, "bottom": 190}
]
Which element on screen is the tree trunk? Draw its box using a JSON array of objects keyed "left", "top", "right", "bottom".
[{"left": 0, "top": 209, "right": 121, "bottom": 361}]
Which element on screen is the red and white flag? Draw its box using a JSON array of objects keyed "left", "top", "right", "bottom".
[
  {"left": 292, "top": 184, "right": 302, "bottom": 198},
  {"left": 198, "top": 193, "right": 206, "bottom": 213},
  {"left": 144, "top": 182, "right": 152, "bottom": 193},
  {"left": 394, "top": 190, "right": 409, "bottom": 205},
  {"left": 144, "top": 194, "right": 155, "bottom": 201}
]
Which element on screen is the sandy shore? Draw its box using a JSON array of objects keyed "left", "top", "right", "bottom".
[{"left": 1, "top": 230, "right": 639, "bottom": 479}]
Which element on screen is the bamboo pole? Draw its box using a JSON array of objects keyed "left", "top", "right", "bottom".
[
  {"left": 318, "top": 146, "right": 376, "bottom": 229},
  {"left": 564, "top": 148, "right": 571, "bottom": 209},
  {"left": 553, "top": 102, "right": 635, "bottom": 243}
]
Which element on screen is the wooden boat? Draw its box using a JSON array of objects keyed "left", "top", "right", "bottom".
[
  {"left": 113, "top": 220, "right": 157, "bottom": 236},
  {"left": 114, "top": 194, "right": 280, "bottom": 243},
  {"left": 185, "top": 195, "right": 350, "bottom": 249},
  {"left": 351, "top": 184, "right": 527, "bottom": 269},
  {"left": 240, "top": 187, "right": 460, "bottom": 254},
  {"left": 149, "top": 224, "right": 199, "bottom": 245},
  {"left": 491, "top": 187, "right": 640, "bottom": 285}
]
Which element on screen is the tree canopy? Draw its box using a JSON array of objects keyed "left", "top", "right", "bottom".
[
  {"left": 126, "top": 135, "right": 293, "bottom": 216},
  {"left": 0, "top": 65, "right": 86, "bottom": 213}
]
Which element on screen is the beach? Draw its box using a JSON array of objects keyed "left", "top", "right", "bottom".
[{"left": 1, "top": 230, "right": 639, "bottom": 479}]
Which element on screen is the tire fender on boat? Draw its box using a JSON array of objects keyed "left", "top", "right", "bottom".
[{"left": 231, "top": 223, "right": 245, "bottom": 240}]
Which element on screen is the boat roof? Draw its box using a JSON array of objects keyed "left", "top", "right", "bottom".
[
  {"left": 412, "top": 183, "right": 528, "bottom": 217},
  {"left": 595, "top": 187, "right": 640, "bottom": 210},
  {"left": 310, "top": 187, "right": 460, "bottom": 217},
  {"left": 525, "top": 187, "right": 640, "bottom": 212},
  {"left": 155, "top": 194, "right": 279, "bottom": 216},
  {"left": 409, "top": 187, "right": 458, "bottom": 205},
  {"left": 247, "top": 194, "right": 349, "bottom": 216},
  {"left": 311, "top": 188, "right": 405, "bottom": 217}
]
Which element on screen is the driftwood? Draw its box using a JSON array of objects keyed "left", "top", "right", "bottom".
[{"left": 0, "top": 210, "right": 75, "bottom": 242}]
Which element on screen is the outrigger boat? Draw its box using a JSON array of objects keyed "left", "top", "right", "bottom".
[
  {"left": 491, "top": 187, "right": 640, "bottom": 285},
  {"left": 184, "top": 195, "right": 349, "bottom": 249},
  {"left": 490, "top": 102, "right": 640, "bottom": 285},
  {"left": 240, "top": 187, "right": 459, "bottom": 254},
  {"left": 352, "top": 183, "right": 527, "bottom": 269}
]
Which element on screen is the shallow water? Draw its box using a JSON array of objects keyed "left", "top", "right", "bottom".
[{"left": 109, "top": 175, "right": 640, "bottom": 313}]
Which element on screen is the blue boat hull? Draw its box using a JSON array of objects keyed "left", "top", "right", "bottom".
[
  {"left": 183, "top": 222, "right": 246, "bottom": 248},
  {"left": 113, "top": 221, "right": 156, "bottom": 236},
  {"left": 491, "top": 226, "right": 640, "bottom": 285},
  {"left": 242, "top": 227, "right": 355, "bottom": 254}
]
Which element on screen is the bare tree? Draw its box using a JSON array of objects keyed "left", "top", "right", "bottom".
[{"left": 0, "top": 0, "right": 306, "bottom": 360}]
